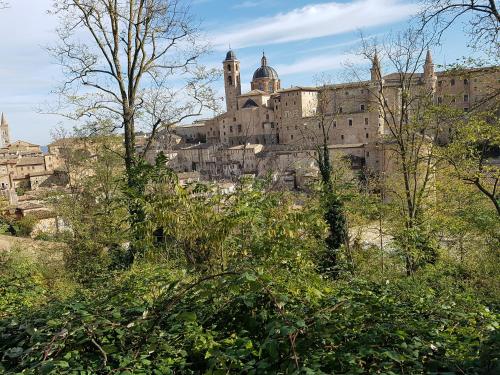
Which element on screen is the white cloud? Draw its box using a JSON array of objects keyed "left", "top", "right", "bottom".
[
  {"left": 212, "top": 0, "right": 419, "bottom": 50},
  {"left": 275, "top": 53, "right": 365, "bottom": 76}
]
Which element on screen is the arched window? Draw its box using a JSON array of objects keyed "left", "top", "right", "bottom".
[{"left": 227, "top": 64, "right": 231, "bottom": 71}]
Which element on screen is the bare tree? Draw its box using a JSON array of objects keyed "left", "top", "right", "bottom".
[
  {"left": 0, "top": 1, "right": 9, "bottom": 9},
  {"left": 354, "top": 29, "right": 443, "bottom": 275},
  {"left": 49, "top": 0, "right": 219, "bottom": 187},
  {"left": 419, "top": 0, "right": 500, "bottom": 52},
  {"left": 49, "top": 0, "right": 219, "bottom": 263}
]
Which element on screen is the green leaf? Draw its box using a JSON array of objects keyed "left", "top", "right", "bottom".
[{"left": 178, "top": 311, "right": 197, "bottom": 322}]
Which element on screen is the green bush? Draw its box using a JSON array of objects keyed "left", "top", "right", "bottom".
[{"left": 0, "top": 261, "right": 497, "bottom": 374}]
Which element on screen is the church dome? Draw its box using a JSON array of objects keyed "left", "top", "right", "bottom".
[
  {"left": 252, "top": 53, "right": 279, "bottom": 80},
  {"left": 225, "top": 50, "right": 237, "bottom": 61}
]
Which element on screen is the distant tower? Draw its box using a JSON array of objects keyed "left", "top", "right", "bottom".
[
  {"left": 423, "top": 49, "right": 437, "bottom": 92},
  {"left": 370, "top": 50, "right": 382, "bottom": 82},
  {"left": 223, "top": 50, "right": 241, "bottom": 113},
  {"left": 0, "top": 113, "right": 11, "bottom": 148}
]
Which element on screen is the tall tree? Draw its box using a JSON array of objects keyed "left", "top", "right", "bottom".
[
  {"left": 356, "top": 30, "right": 442, "bottom": 275},
  {"left": 50, "top": 0, "right": 218, "bottom": 263},
  {"left": 302, "top": 82, "right": 349, "bottom": 277}
]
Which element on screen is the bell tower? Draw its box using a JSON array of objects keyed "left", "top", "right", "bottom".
[
  {"left": 223, "top": 50, "right": 241, "bottom": 113},
  {"left": 0, "top": 113, "right": 11, "bottom": 148}
]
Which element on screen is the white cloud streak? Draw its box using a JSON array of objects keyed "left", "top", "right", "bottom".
[
  {"left": 212, "top": 0, "right": 419, "bottom": 50},
  {"left": 275, "top": 52, "right": 365, "bottom": 76}
]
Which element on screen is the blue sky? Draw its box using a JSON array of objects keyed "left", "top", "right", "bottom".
[{"left": 0, "top": 0, "right": 477, "bottom": 145}]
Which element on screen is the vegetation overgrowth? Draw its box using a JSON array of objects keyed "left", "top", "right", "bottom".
[
  {"left": 0, "top": 0, "right": 499, "bottom": 373},
  {"left": 1, "top": 168, "right": 499, "bottom": 373}
]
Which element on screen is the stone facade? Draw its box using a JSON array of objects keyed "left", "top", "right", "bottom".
[
  {"left": 0, "top": 116, "right": 64, "bottom": 195},
  {"left": 168, "top": 50, "right": 499, "bottom": 185}
]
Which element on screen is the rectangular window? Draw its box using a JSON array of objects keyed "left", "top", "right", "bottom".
[
  {"left": 366, "top": 133, "right": 369, "bottom": 139},
  {"left": 237, "top": 124, "right": 242, "bottom": 132},
  {"left": 360, "top": 104, "right": 365, "bottom": 111},
  {"left": 291, "top": 135, "right": 294, "bottom": 140},
  {"left": 348, "top": 119, "right": 353, "bottom": 126},
  {"left": 341, "top": 135, "right": 344, "bottom": 140},
  {"left": 464, "top": 94, "right": 469, "bottom": 102},
  {"left": 365, "top": 118, "right": 368, "bottom": 125},
  {"left": 230, "top": 126, "right": 233, "bottom": 132},
  {"left": 333, "top": 121, "right": 337, "bottom": 128}
]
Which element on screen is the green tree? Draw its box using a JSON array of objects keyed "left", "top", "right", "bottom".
[
  {"left": 50, "top": 134, "right": 128, "bottom": 282},
  {"left": 50, "top": 0, "right": 219, "bottom": 266},
  {"left": 443, "top": 110, "right": 500, "bottom": 216}
]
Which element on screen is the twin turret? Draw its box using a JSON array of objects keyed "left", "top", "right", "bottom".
[{"left": 370, "top": 49, "right": 436, "bottom": 90}]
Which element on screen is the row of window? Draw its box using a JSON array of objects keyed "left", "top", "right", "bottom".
[
  {"left": 288, "top": 133, "right": 370, "bottom": 142},
  {"left": 19, "top": 165, "right": 40, "bottom": 171},
  {"left": 437, "top": 94, "right": 469, "bottom": 103},
  {"left": 325, "top": 117, "right": 370, "bottom": 128},
  {"left": 438, "top": 78, "right": 468, "bottom": 87}
]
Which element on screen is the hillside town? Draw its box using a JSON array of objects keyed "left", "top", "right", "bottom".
[
  {"left": 2, "top": 0, "right": 500, "bottom": 373},
  {"left": 1, "top": 50, "right": 498, "bottom": 218}
]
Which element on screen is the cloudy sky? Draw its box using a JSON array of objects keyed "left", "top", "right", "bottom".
[{"left": 0, "top": 0, "right": 475, "bottom": 145}]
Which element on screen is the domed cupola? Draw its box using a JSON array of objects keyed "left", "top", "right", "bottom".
[
  {"left": 251, "top": 52, "right": 281, "bottom": 93},
  {"left": 225, "top": 49, "right": 237, "bottom": 61}
]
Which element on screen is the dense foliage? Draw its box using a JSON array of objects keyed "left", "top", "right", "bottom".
[
  {"left": 1, "top": 259, "right": 499, "bottom": 374},
  {"left": 1, "top": 166, "right": 499, "bottom": 373}
]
